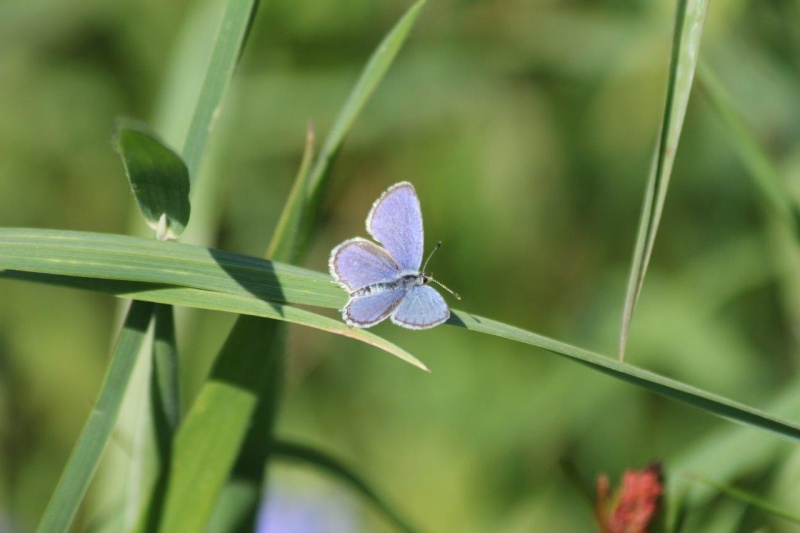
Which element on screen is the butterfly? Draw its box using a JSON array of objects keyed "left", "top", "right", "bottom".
[{"left": 329, "top": 182, "right": 460, "bottom": 330}]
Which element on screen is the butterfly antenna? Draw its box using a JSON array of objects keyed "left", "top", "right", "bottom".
[
  {"left": 429, "top": 277, "right": 461, "bottom": 300},
  {"left": 423, "top": 242, "right": 461, "bottom": 300},
  {"left": 422, "top": 241, "right": 442, "bottom": 273}
]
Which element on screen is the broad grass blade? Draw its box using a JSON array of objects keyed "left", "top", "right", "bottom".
[
  {"left": 36, "top": 301, "right": 154, "bottom": 533},
  {"left": 619, "top": 0, "right": 709, "bottom": 360}
]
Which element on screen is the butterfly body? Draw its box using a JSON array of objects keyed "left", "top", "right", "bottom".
[
  {"left": 329, "top": 182, "right": 456, "bottom": 330},
  {"left": 350, "top": 272, "right": 429, "bottom": 298}
]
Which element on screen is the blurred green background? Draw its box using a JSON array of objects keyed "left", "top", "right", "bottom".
[{"left": 3, "top": 0, "right": 800, "bottom": 531}]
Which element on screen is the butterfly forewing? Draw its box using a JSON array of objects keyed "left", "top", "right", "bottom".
[
  {"left": 330, "top": 238, "right": 401, "bottom": 292},
  {"left": 366, "top": 182, "right": 424, "bottom": 272},
  {"left": 391, "top": 285, "right": 449, "bottom": 329},
  {"left": 343, "top": 289, "right": 406, "bottom": 328}
]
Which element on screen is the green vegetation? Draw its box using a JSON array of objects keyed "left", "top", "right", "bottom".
[{"left": 2, "top": 0, "right": 800, "bottom": 531}]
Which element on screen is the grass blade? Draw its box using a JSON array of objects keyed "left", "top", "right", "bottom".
[
  {"left": 181, "top": 0, "right": 258, "bottom": 181},
  {"left": 267, "top": 123, "right": 315, "bottom": 261},
  {"left": 273, "top": 440, "right": 421, "bottom": 533},
  {"left": 449, "top": 310, "right": 800, "bottom": 443},
  {"left": 301, "top": 0, "right": 427, "bottom": 247},
  {"left": 619, "top": 0, "right": 709, "bottom": 360},
  {"left": 0, "top": 271, "right": 427, "bottom": 371},
  {"left": 36, "top": 301, "right": 154, "bottom": 533},
  {"left": 7, "top": 230, "right": 800, "bottom": 443},
  {"left": 7, "top": 266, "right": 800, "bottom": 446},
  {"left": 697, "top": 64, "right": 800, "bottom": 233}
]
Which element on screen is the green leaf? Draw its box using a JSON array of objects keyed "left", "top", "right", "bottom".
[
  {"left": 36, "top": 301, "right": 154, "bottom": 533},
  {"left": 114, "top": 119, "right": 191, "bottom": 240},
  {"left": 619, "top": 0, "right": 709, "bottom": 360},
  {"left": 181, "top": 0, "right": 258, "bottom": 181},
  {"left": 697, "top": 64, "right": 800, "bottom": 233},
  {"left": 273, "top": 440, "right": 421, "bottom": 533}
]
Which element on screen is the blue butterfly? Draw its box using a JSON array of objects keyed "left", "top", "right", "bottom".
[{"left": 329, "top": 182, "right": 460, "bottom": 329}]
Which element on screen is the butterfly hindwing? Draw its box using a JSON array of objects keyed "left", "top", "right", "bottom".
[
  {"left": 343, "top": 289, "right": 406, "bottom": 328},
  {"left": 366, "top": 182, "right": 424, "bottom": 272},
  {"left": 391, "top": 285, "right": 450, "bottom": 330}
]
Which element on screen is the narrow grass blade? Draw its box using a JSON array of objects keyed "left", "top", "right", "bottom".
[
  {"left": 302, "top": 0, "right": 427, "bottom": 247},
  {"left": 0, "top": 271, "right": 427, "bottom": 372},
  {"left": 619, "top": 0, "right": 709, "bottom": 360},
  {"left": 267, "top": 123, "right": 315, "bottom": 261},
  {"left": 36, "top": 301, "right": 154, "bottom": 533},
  {"left": 8, "top": 266, "right": 800, "bottom": 445},
  {"left": 697, "top": 64, "right": 800, "bottom": 233},
  {"left": 448, "top": 311, "right": 800, "bottom": 443},
  {"left": 152, "top": 304, "right": 180, "bottom": 435},
  {"left": 683, "top": 474, "right": 800, "bottom": 524},
  {"left": 273, "top": 440, "right": 421, "bottom": 533},
  {"left": 129, "top": 304, "right": 180, "bottom": 533},
  {"left": 114, "top": 119, "right": 191, "bottom": 240},
  {"left": 181, "top": 0, "right": 258, "bottom": 181}
]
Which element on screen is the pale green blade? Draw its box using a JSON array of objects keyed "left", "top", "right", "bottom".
[
  {"left": 114, "top": 119, "right": 191, "bottom": 240},
  {"left": 619, "top": 0, "right": 709, "bottom": 360},
  {"left": 181, "top": 0, "right": 258, "bottom": 181},
  {"left": 36, "top": 301, "right": 154, "bottom": 533},
  {"left": 0, "top": 228, "right": 340, "bottom": 308},
  {"left": 273, "top": 440, "right": 420, "bottom": 533}
]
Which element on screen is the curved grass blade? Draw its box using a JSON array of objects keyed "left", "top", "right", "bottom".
[
  {"left": 267, "top": 123, "right": 315, "bottom": 261},
  {"left": 301, "top": 0, "right": 427, "bottom": 249},
  {"left": 0, "top": 272, "right": 426, "bottom": 372},
  {"left": 6, "top": 231, "right": 800, "bottom": 443},
  {"left": 181, "top": 0, "right": 258, "bottom": 181},
  {"left": 683, "top": 474, "right": 800, "bottom": 524},
  {"left": 697, "top": 64, "right": 800, "bottom": 233},
  {"left": 36, "top": 301, "right": 154, "bottom": 533},
  {"left": 619, "top": 0, "right": 709, "bottom": 360},
  {"left": 114, "top": 119, "right": 191, "bottom": 240},
  {"left": 273, "top": 440, "right": 421, "bottom": 533}
]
